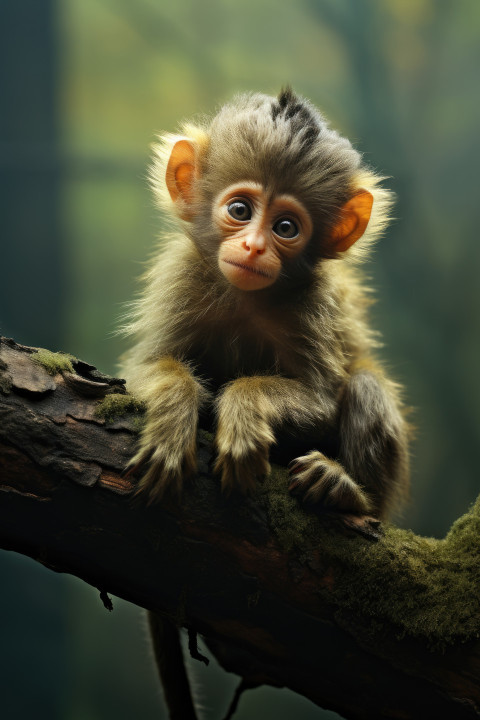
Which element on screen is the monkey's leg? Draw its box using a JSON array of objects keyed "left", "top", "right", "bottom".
[
  {"left": 289, "top": 371, "right": 409, "bottom": 518},
  {"left": 130, "top": 357, "right": 210, "bottom": 502},
  {"left": 148, "top": 612, "right": 198, "bottom": 720},
  {"left": 214, "top": 376, "right": 330, "bottom": 495}
]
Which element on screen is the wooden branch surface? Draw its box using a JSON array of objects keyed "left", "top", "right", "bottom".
[{"left": 1, "top": 336, "right": 480, "bottom": 720}]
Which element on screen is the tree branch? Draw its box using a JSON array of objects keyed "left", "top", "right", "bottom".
[{"left": 1, "top": 336, "right": 480, "bottom": 719}]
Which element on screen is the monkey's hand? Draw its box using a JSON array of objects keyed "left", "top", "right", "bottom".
[
  {"left": 131, "top": 410, "right": 198, "bottom": 503},
  {"left": 213, "top": 435, "right": 272, "bottom": 495},
  {"left": 288, "top": 451, "right": 372, "bottom": 515},
  {"left": 214, "top": 379, "right": 275, "bottom": 494},
  {"left": 127, "top": 358, "right": 209, "bottom": 503}
]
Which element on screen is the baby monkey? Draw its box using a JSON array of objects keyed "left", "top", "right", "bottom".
[
  {"left": 122, "top": 88, "right": 409, "bottom": 520},
  {"left": 122, "top": 88, "right": 410, "bottom": 720}
]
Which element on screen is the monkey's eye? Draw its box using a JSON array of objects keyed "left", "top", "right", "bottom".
[
  {"left": 273, "top": 218, "right": 299, "bottom": 239},
  {"left": 227, "top": 200, "right": 252, "bottom": 222}
]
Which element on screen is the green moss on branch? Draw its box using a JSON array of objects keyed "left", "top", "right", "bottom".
[
  {"left": 260, "top": 467, "right": 480, "bottom": 649},
  {"left": 33, "top": 349, "right": 75, "bottom": 376},
  {"left": 94, "top": 392, "right": 145, "bottom": 424}
]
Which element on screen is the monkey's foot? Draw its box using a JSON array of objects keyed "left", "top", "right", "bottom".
[
  {"left": 288, "top": 451, "right": 372, "bottom": 515},
  {"left": 129, "top": 439, "right": 197, "bottom": 504},
  {"left": 214, "top": 448, "right": 271, "bottom": 496}
]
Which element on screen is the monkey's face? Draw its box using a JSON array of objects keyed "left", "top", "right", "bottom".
[
  {"left": 164, "top": 137, "right": 374, "bottom": 287},
  {"left": 213, "top": 182, "right": 313, "bottom": 291}
]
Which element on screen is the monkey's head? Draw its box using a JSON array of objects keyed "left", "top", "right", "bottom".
[{"left": 152, "top": 89, "right": 392, "bottom": 291}]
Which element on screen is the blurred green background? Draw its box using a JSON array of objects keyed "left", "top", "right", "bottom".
[{"left": 1, "top": 1, "right": 480, "bottom": 718}]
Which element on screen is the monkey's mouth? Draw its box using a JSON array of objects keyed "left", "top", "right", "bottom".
[{"left": 223, "top": 259, "right": 273, "bottom": 279}]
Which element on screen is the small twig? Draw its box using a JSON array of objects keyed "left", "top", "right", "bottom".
[
  {"left": 187, "top": 628, "right": 209, "bottom": 666},
  {"left": 222, "top": 679, "right": 252, "bottom": 720},
  {"left": 100, "top": 589, "right": 114, "bottom": 611}
]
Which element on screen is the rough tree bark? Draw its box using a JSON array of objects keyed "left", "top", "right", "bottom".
[{"left": 0, "top": 336, "right": 479, "bottom": 720}]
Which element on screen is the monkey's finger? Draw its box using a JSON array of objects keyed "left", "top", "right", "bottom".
[
  {"left": 288, "top": 460, "right": 304, "bottom": 475},
  {"left": 288, "top": 479, "right": 302, "bottom": 494},
  {"left": 289, "top": 459, "right": 330, "bottom": 489},
  {"left": 288, "top": 458, "right": 311, "bottom": 476},
  {"left": 304, "top": 473, "right": 373, "bottom": 515},
  {"left": 302, "top": 472, "right": 341, "bottom": 504},
  {"left": 288, "top": 451, "right": 323, "bottom": 476},
  {"left": 288, "top": 468, "right": 316, "bottom": 494}
]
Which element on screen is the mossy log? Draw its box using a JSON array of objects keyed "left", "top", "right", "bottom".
[{"left": 0, "top": 336, "right": 480, "bottom": 720}]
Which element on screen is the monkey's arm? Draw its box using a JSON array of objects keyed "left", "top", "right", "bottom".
[
  {"left": 214, "top": 375, "right": 334, "bottom": 494},
  {"left": 339, "top": 369, "right": 409, "bottom": 516},
  {"left": 216, "top": 369, "right": 408, "bottom": 518},
  {"left": 290, "top": 368, "right": 409, "bottom": 519},
  {"left": 127, "top": 356, "right": 210, "bottom": 502}
]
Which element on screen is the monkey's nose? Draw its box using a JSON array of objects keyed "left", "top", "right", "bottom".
[{"left": 243, "top": 235, "right": 266, "bottom": 255}]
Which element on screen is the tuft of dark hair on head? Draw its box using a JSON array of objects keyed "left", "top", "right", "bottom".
[
  {"left": 271, "top": 87, "right": 319, "bottom": 148},
  {"left": 278, "top": 86, "right": 296, "bottom": 107},
  {"left": 272, "top": 86, "right": 295, "bottom": 119}
]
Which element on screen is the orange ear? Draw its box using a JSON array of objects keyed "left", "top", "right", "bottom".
[
  {"left": 330, "top": 190, "right": 373, "bottom": 252},
  {"left": 165, "top": 139, "right": 196, "bottom": 217}
]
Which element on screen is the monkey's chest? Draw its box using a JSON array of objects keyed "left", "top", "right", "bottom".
[{"left": 188, "top": 330, "right": 282, "bottom": 389}]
